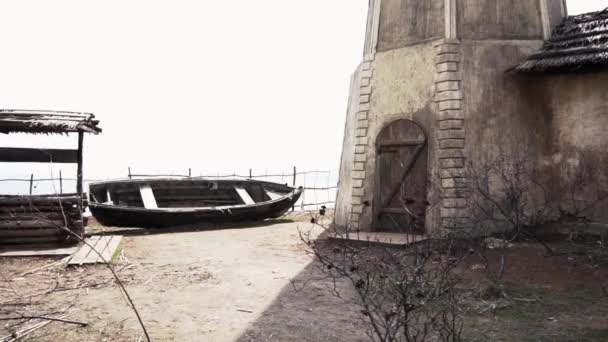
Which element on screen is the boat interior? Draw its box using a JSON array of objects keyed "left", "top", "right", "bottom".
[{"left": 89, "top": 179, "right": 295, "bottom": 209}]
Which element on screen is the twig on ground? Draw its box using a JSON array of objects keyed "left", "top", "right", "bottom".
[
  {"left": 19, "top": 257, "right": 70, "bottom": 278},
  {"left": 0, "top": 315, "right": 88, "bottom": 326},
  {"left": 0, "top": 314, "right": 69, "bottom": 342},
  {"left": 25, "top": 197, "right": 151, "bottom": 342}
]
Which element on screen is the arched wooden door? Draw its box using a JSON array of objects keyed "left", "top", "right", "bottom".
[{"left": 374, "top": 119, "right": 428, "bottom": 233}]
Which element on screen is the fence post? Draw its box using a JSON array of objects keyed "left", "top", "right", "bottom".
[
  {"left": 59, "top": 170, "right": 63, "bottom": 194},
  {"left": 189, "top": 168, "right": 192, "bottom": 177},
  {"left": 249, "top": 169, "right": 252, "bottom": 179},
  {"left": 29, "top": 174, "right": 34, "bottom": 195},
  {"left": 128, "top": 167, "right": 132, "bottom": 179}
]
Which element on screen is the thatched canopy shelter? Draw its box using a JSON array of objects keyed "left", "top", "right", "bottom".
[
  {"left": 0, "top": 109, "right": 102, "bottom": 244},
  {"left": 517, "top": 8, "right": 608, "bottom": 73},
  {"left": 0, "top": 110, "right": 101, "bottom": 135}
]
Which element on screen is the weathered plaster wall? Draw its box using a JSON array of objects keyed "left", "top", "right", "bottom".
[
  {"left": 452, "top": 39, "right": 548, "bottom": 234},
  {"left": 543, "top": 73, "right": 608, "bottom": 222},
  {"left": 364, "top": 43, "right": 439, "bottom": 230},
  {"left": 335, "top": 42, "right": 439, "bottom": 231},
  {"left": 457, "top": 0, "right": 543, "bottom": 40},
  {"left": 377, "top": 0, "right": 444, "bottom": 52},
  {"left": 371, "top": 44, "right": 437, "bottom": 117},
  {"left": 461, "top": 40, "right": 548, "bottom": 165},
  {"left": 460, "top": 41, "right": 608, "bottom": 229}
]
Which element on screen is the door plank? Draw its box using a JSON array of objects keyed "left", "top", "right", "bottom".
[
  {"left": 379, "top": 142, "right": 426, "bottom": 211},
  {"left": 374, "top": 119, "right": 429, "bottom": 233}
]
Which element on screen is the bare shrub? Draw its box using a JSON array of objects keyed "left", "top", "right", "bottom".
[
  {"left": 465, "top": 149, "right": 552, "bottom": 294},
  {"left": 466, "top": 149, "right": 552, "bottom": 241},
  {"left": 299, "top": 215, "right": 464, "bottom": 342},
  {"left": 468, "top": 148, "right": 608, "bottom": 239},
  {"left": 557, "top": 158, "right": 608, "bottom": 240},
  {"left": 465, "top": 148, "right": 608, "bottom": 294}
]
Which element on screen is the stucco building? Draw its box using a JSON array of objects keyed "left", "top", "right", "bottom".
[{"left": 335, "top": 0, "right": 608, "bottom": 236}]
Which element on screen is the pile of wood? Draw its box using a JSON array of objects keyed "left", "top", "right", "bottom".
[{"left": 0, "top": 194, "right": 85, "bottom": 244}]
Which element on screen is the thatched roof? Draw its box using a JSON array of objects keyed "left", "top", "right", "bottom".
[
  {"left": 516, "top": 8, "right": 608, "bottom": 73},
  {"left": 0, "top": 110, "right": 101, "bottom": 135}
]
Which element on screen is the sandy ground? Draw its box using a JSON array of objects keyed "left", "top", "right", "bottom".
[
  {"left": 1, "top": 217, "right": 367, "bottom": 342},
  {"left": 2, "top": 217, "right": 608, "bottom": 341}
]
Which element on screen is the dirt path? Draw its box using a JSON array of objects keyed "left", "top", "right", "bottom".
[
  {"left": 1, "top": 219, "right": 366, "bottom": 341},
  {"left": 110, "top": 221, "right": 328, "bottom": 341},
  {"left": 5, "top": 221, "right": 607, "bottom": 341}
]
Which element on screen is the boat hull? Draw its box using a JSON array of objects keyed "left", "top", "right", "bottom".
[{"left": 88, "top": 179, "right": 303, "bottom": 228}]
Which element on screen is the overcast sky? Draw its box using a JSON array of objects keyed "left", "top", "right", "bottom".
[{"left": 0, "top": 0, "right": 606, "bottom": 193}]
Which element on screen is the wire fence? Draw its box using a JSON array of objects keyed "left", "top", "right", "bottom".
[{"left": 0, "top": 167, "right": 339, "bottom": 211}]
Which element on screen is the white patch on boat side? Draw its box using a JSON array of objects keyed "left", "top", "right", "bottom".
[
  {"left": 264, "top": 188, "right": 283, "bottom": 201},
  {"left": 105, "top": 189, "right": 114, "bottom": 205},
  {"left": 139, "top": 184, "right": 159, "bottom": 209},
  {"left": 234, "top": 185, "right": 255, "bottom": 205}
]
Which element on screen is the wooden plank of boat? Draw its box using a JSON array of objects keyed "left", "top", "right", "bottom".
[
  {"left": 264, "top": 188, "right": 284, "bottom": 201},
  {"left": 139, "top": 185, "right": 158, "bottom": 209},
  {"left": 234, "top": 185, "right": 255, "bottom": 205},
  {"left": 105, "top": 189, "right": 113, "bottom": 205},
  {"left": 68, "top": 235, "right": 122, "bottom": 265}
]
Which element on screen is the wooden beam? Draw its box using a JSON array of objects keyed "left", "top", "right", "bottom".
[
  {"left": 0, "top": 212, "right": 79, "bottom": 220},
  {"left": 0, "top": 220, "right": 67, "bottom": 230},
  {"left": 540, "top": 0, "right": 552, "bottom": 40},
  {"left": 378, "top": 140, "right": 426, "bottom": 149},
  {"left": 234, "top": 185, "right": 255, "bottom": 205},
  {"left": 76, "top": 132, "right": 84, "bottom": 219},
  {"left": 265, "top": 188, "right": 283, "bottom": 201},
  {"left": 0, "top": 196, "right": 81, "bottom": 205},
  {"left": 0, "top": 148, "right": 78, "bottom": 163},
  {"left": 381, "top": 208, "right": 410, "bottom": 215},
  {"left": 139, "top": 185, "right": 159, "bottom": 209},
  {"left": 444, "top": 0, "right": 458, "bottom": 39}
]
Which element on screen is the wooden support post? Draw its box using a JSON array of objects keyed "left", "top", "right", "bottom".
[
  {"left": 292, "top": 166, "right": 296, "bottom": 212},
  {"left": 249, "top": 169, "right": 252, "bottom": 179},
  {"left": 76, "top": 131, "right": 84, "bottom": 215},
  {"left": 128, "top": 167, "right": 132, "bottom": 179},
  {"left": 29, "top": 174, "right": 34, "bottom": 195},
  {"left": 189, "top": 168, "right": 192, "bottom": 177},
  {"left": 59, "top": 170, "right": 63, "bottom": 194}
]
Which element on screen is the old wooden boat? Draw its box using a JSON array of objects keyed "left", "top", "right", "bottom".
[{"left": 88, "top": 178, "right": 303, "bottom": 228}]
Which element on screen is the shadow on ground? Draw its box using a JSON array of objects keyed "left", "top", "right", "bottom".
[
  {"left": 236, "top": 256, "right": 369, "bottom": 342},
  {"left": 236, "top": 239, "right": 608, "bottom": 342}
]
